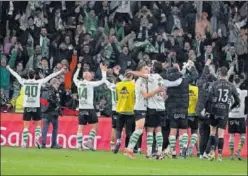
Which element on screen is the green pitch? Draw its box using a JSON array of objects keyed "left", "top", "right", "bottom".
[{"left": 1, "top": 147, "right": 247, "bottom": 175}]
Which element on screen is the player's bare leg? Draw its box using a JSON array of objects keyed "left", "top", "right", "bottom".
[
  {"left": 179, "top": 129, "right": 189, "bottom": 159},
  {"left": 34, "top": 120, "right": 42, "bottom": 149},
  {"left": 169, "top": 128, "right": 177, "bottom": 158},
  {"left": 110, "top": 128, "right": 116, "bottom": 151},
  {"left": 85, "top": 123, "right": 98, "bottom": 151},
  {"left": 228, "top": 134, "right": 235, "bottom": 160},
  {"left": 126, "top": 118, "right": 145, "bottom": 159},
  {"left": 209, "top": 126, "right": 217, "bottom": 161},
  {"left": 217, "top": 128, "right": 225, "bottom": 162},
  {"left": 22, "top": 121, "right": 30, "bottom": 148},
  {"left": 235, "top": 134, "right": 246, "bottom": 160},
  {"left": 77, "top": 125, "right": 84, "bottom": 150}
]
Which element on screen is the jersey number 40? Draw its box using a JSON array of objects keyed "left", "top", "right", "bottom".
[{"left": 25, "top": 85, "right": 38, "bottom": 97}]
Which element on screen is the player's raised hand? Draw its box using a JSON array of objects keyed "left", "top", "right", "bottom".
[
  {"left": 6, "top": 65, "right": 10, "bottom": 70},
  {"left": 77, "top": 63, "right": 81, "bottom": 69},
  {"left": 100, "top": 63, "right": 108, "bottom": 72}
]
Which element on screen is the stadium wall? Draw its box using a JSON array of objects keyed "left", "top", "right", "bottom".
[{"left": 1, "top": 113, "right": 247, "bottom": 156}]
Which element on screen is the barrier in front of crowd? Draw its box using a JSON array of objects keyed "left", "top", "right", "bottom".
[{"left": 1, "top": 113, "right": 247, "bottom": 156}]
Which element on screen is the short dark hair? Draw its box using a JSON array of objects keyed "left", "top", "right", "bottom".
[
  {"left": 35, "top": 7, "right": 42, "bottom": 12},
  {"left": 218, "top": 66, "right": 228, "bottom": 77},
  {"left": 28, "top": 69, "right": 36, "bottom": 79},
  {"left": 234, "top": 75, "right": 241, "bottom": 84},
  {"left": 28, "top": 16, "right": 34, "bottom": 20},
  {"left": 153, "top": 61, "right": 163, "bottom": 74}
]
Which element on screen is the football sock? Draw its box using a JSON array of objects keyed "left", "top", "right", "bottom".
[
  {"left": 88, "top": 129, "right": 96, "bottom": 143},
  {"left": 228, "top": 134, "right": 234, "bottom": 155},
  {"left": 147, "top": 132, "right": 153, "bottom": 156},
  {"left": 77, "top": 133, "right": 83, "bottom": 148},
  {"left": 22, "top": 128, "right": 29, "bottom": 147},
  {"left": 169, "top": 135, "right": 176, "bottom": 152},
  {"left": 182, "top": 133, "right": 189, "bottom": 148},
  {"left": 179, "top": 135, "right": 183, "bottom": 154},
  {"left": 190, "top": 133, "right": 198, "bottom": 147},
  {"left": 155, "top": 132, "right": 163, "bottom": 155},
  {"left": 238, "top": 134, "right": 246, "bottom": 151},
  {"left": 128, "top": 129, "right": 143, "bottom": 151},
  {"left": 35, "top": 126, "right": 41, "bottom": 141},
  {"left": 218, "top": 138, "right": 224, "bottom": 154}
]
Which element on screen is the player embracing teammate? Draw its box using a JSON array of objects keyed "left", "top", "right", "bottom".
[{"left": 228, "top": 75, "right": 247, "bottom": 160}]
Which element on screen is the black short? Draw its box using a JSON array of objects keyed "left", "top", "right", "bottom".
[
  {"left": 228, "top": 118, "right": 246, "bottom": 134},
  {"left": 78, "top": 109, "right": 98, "bottom": 125},
  {"left": 23, "top": 108, "right": 41, "bottom": 121},
  {"left": 112, "top": 111, "right": 118, "bottom": 129},
  {"left": 134, "top": 110, "right": 147, "bottom": 121},
  {"left": 170, "top": 117, "right": 188, "bottom": 129},
  {"left": 146, "top": 109, "right": 165, "bottom": 128},
  {"left": 209, "top": 114, "right": 228, "bottom": 130},
  {"left": 188, "top": 116, "right": 199, "bottom": 130}
]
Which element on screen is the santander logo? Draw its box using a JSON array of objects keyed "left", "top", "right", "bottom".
[{"left": 0, "top": 126, "right": 101, "bottom": 149}]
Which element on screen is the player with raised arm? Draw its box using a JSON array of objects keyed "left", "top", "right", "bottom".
[
  {"left": 104, "top": 75, "right": 119, "bottom": 151},
  {"left": 74, "top": 63, "right": 107, "bottom": 151},
  {"left": 228, "top": 76, "right": 247, "bottom": 160},
  {"left": 125, "top": 62, "right": 165, "bottom": 159},
  {"left": 131, "top": 61, "right": 182, "bottom": 159},
  {"left": 6, "top": 65, "right": 65, "bottom": 149},
  {"left": 205, "top": 67, "right": 240, "bottom": 162}
]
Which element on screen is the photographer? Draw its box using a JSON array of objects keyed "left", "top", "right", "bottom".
[{"left": 41, "top": 78, "right": 62, "bottom": 149}]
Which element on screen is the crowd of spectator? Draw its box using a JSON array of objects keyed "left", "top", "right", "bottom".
[{"left": 0, "top": 1, "right": 248, "bottom": 116}]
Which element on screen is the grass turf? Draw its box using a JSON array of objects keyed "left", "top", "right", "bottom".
[{"left": 1, "top": 147, "right": 247, "bottom": 175}]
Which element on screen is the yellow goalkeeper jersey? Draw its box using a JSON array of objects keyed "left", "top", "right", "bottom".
[
  {"left": 188, "top": 85, "right": 198, "bottom": 116},
  {"left": 116, "top": 80, "right": 135, "bottom": 114}
]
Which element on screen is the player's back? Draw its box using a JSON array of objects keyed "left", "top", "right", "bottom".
[
  {"left": 134, "top": 77, "right": 147, "bottom": 111},
  {"left": 147, "top": 73, "right": 165, "bottom": 110},
  {"left": 210, "top": 79, "right": 236, "bottom": 116},
  {"left": 106, "top": 82, "right": 117, "bottom": 111},
  {"left": 188, "top": 85, "right": 199, "bottom": 116},
  {"left": 116, "top": 80, "right": 135, "bottom": 114},
  {"left": 77, "top": 80, "right": 96, "bottom": 109},
  {"left": 229, "top": 88, "right": 247, "bottom": 118},
  {"left": 22, "top": 79, "right": 43, "bottom": 108}
]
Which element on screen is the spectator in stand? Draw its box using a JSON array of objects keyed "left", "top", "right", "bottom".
[
  {"left": 0, "top": 1, "right": 247, "bottom": 117},
  {"left": 0, "top": 49, "right": 17, "bottom": 99}
]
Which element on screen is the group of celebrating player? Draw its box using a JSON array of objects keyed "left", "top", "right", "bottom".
[{"left": 6, "top": 57, "right": 247, "bottom": 162}]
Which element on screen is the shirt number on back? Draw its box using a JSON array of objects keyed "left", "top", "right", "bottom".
[
  {"left": 218, "top": 89, "right": 229, "bottom": 103},
  {"left": 25, "top": 85, "right": 38, "bottom": 97},
  {"left": 79, "top": 87, "right": 87, "bottom": 99}
]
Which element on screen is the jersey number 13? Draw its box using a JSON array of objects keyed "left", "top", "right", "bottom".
[{"left": 218, "top": 89, "right": 229, "bottom": 103}]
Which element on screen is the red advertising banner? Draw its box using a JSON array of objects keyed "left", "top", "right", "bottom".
[{"left": 0, "top": 113, "right": 247, "bottom": 156}]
